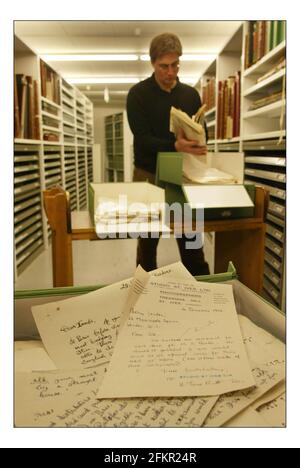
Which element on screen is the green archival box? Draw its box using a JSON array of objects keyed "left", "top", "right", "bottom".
[{"left": 156, "top": 152, "right": 256, "bottom": 221}]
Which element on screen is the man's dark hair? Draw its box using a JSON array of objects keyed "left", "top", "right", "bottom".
[{"left": 149, "top": 33, "right": 182, "bottom": 63}]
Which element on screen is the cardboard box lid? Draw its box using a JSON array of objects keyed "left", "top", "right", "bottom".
[
  {"left": 90, "top": 182, "right": 165, "bottom": 205},
  {"left": 183, "top": 185, "right": 254, "bottom": 209}
]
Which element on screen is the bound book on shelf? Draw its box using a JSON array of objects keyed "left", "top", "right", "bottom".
[
  {"left": 14, "top": 75, "right": 21, "bottom": 138},
  {"left": 256, "top": 58, "right": 286, "bottom": 84},
  {"left": 26, "top": 76, "right": 35, "bottom": 140},
  {"left": 15, "top": 74, "right": 27, "bottom": 138},
  {"left": 217, "top": 72, "right": 240, "bottom": 140},
  {"left": 248, "top": 91, "right": 282, "bottom": 111},
  {"left": 15, "top": 74, "right": 40, "bottom": 140}
]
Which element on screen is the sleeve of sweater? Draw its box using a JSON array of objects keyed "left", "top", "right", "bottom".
[{"left": 126, "top": 88, "right": 176, "bottom": 153}]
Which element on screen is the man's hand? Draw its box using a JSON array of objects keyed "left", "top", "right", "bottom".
[{"left": 175, "top": 128, "right": 207, "bottom": 156}]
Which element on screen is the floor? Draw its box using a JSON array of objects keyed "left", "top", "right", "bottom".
[{"left": 15, "top": 237, "right": 182, "bottom": 290}]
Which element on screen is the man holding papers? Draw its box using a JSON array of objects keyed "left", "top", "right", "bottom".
[{"left": 126, "top": 33, "right": 209, "bottom": 276}]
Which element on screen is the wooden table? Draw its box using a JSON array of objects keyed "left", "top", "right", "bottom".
[{"left": 43, "top": 186, "right": 268, "bottom": 292}]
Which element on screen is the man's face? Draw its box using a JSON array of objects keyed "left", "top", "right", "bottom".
[{"left": 152, "top": 53, "right": 180, "bottom": 90}]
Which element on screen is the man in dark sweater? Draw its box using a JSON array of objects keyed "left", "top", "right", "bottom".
[{"left": 126, "top": 32, "right": 209, "bottom": 275}]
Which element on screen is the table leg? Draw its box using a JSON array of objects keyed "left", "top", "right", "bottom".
[
  {"left": 43, "top": 188, "right": 74, "bottom": 287},
  {"left": 51, "top": 229, "right": 74, "bottom": 287}
]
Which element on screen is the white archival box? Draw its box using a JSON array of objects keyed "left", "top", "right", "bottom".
[
  {"left": 89, "top": 182, "right": 171, "bottom": 237},
  {"left": 182, "top": 152, "right": 254, "bottom": 217}
]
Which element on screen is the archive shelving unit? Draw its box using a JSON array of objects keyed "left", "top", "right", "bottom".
[
  {"left": 241, "top": 31, "right": 286, "bottom": 311},
  {"left": 14, "top": 143, "right": 44, "bottom": 273},
  {"left": 197, "top": 21, "right": 286, "bottom": 311},
  {"left": 104, "top": 111, "right": 133, "bottom": 182},
  {"left": 14, "top": 36, "right": 94, "bottom": 276}
]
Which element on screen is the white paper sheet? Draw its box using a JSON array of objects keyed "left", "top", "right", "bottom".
[
  {"left": 97, "top": 279, "right": 255, "bottom": 398},
  {"left": 256, "top": 393, "right": 286, "bottom": 428},
  {"left": 224, "top": 406, "right": 268, "bottom": 428},
  {"left": 203, "top": 315, "right": 285, "bottom": 427},
  {"left": 15, "top": 367, "right": 105, "bottom": 427},
  {"left": 183, "top": 153, "right": 237, "bottom": 184},
  {"left": 170, "top": 106, "right": 206, "bottom": 146},
  {"left": 15, "top": 347, "right": 57, "bottom": 372},
  {"left": 32, "top": 262, "right": 194, "bottom": 370},
  {"left": 251, "top": 380, "right": 285, "bottom": 410},
  {"left": 15, "top": 368, "right": 218, "bottom": 428}
]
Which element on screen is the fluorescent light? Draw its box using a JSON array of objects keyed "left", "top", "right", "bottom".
[
  {"left": 180, "top": 77, "right": 199, "bottom": 85},
  {"left": 140, "top": 54, "right": 216, "bottom": 62},
  {"left": 41, "top": 54, "right": 139, "bottom": 61},
  {"left": 67, "top": 77, "right": 140, "bottom": 84},
  {"left": 41, "top": 53, "right": 216, "bottom": 63},
  {"left": 180, "top": 54, "right": 217, "bottom": 61},
  {"left": 140, "top": 55, "right": 150, "bottom": 61},
  {"left": 85, "top": 90, "right": 128, "bottom": 95},
  {"left": 104, "top": 87, "right": 110, "bottom": 103},
  {"left": 68, "top": 76, "right": 199, "bottom": 86}
]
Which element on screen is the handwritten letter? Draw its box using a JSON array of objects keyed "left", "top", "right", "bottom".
[
  {"left": 15, "top": 368, "right": 218, "bottom": 428},
  {"left": 97, "top": 280, "right": 255, "bottom": 398},
  {"left": 256, "top": 393, "right": 286, "bottom": 427},
  {"left": 203, "top": 314, "right": 285, "bottom": 427},
  {"left": 32, "top": 262, "right": 193, "bottom": 370}
]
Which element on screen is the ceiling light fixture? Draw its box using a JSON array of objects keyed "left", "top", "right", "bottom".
[
  {"left": 139, "top": 54, "right": 216, "bottom": 61},
  {"left": 67, "top": 77, "right": 140, "bottom": 84},
  {"left": 68, "top": 76, "right": 199, "bottom": 86},
  {"left": 41, "top": 54, "right": 139, "bottom": 62},
  {"left": 84, "top": 90, "right": 128, "bottom": 95},
  {"left": 104, "top": 87, "right": 110, "bottom": 103},
  {"left": 179, "top": 77, "right": 200, "bottom": 85},
  {"left": 180, "top": 54, "right": 217, "bottom": 61}
]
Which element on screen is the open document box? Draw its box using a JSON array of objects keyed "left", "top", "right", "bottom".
[
  {"left": 88, "top": 182, "right": 171, "bottom": 237},
  {"left": 156, "top": 152, "right": 255, "bottom": 220},
  {"left": 14, "top": 262, "right": 285, "bottom": 428}
]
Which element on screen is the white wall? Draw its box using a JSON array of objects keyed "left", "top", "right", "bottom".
[{"left": 93, "top": 104, "right": 126, "bottom": 181}]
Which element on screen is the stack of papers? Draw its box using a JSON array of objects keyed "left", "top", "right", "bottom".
[
  {"left": 170, "top": 107, "right": 206, "bottom": 147},
  {"left": 14, "top": 262, "right": 286, "bottom": 428},
  {"left": 170, "top": 106, "right": 237, "bottom": 184},
  {"left": 183, "top": 153, "right": 238, "bottom": 184},
  {"left": 94, "top": 197, "right": 170, "bottom": 238},
  {"left": 95, "top": 198, "right": 161, "bottom": 225}
]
